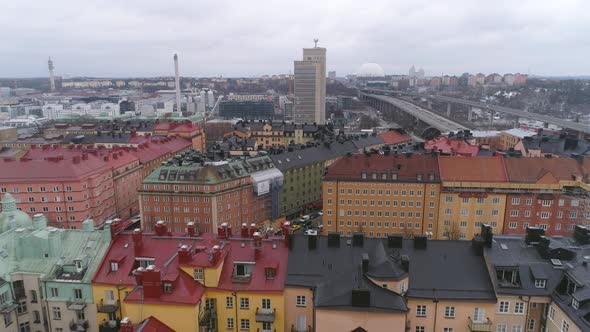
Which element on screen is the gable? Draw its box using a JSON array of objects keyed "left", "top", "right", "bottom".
[
  {"left": 536, "top": 169, "right": 559, "bottom": 184},
  {"left": 351, "top": 327, "right": 368, "bottom": 332}
]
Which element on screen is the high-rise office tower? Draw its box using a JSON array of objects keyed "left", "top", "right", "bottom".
[
  {"left": 48, "top": 57, "right": 56, "bottom": 93},
  {"left": 173, "top": 53, "right": 181, "bottom": 113},
  {"left": 294, "top": 40, "right": 326, "bottom": 124}
]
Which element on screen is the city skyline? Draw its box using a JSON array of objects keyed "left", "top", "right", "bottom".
[{"left": 1, "top": 0, "right": 589, "bottom": 78}]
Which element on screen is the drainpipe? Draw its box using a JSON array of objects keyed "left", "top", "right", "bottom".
[
  {"left": 520, "top": 295, "right": 531, "bottom": 331},
  {"left": 432, "top": 289, "right": 438, "bottom": 332},
  {"left": 233, "top": 291, "right": 238, "bottom": 332}
]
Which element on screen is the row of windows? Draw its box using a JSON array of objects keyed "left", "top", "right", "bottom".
[
  {"left": 328, "top": 220, "right": 434, "bottom": 230},
  {"left": 328, "top": 188, "right": 430, "bottom": 197},
  {"left": 511, "top": 197, "right": 579, "bottom": 207}
]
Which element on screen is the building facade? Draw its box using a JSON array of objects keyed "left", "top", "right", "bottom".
[{"left": 294, "top": 46, "right": 326, "bottom": 125}]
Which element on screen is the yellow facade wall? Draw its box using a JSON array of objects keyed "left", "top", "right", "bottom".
[
  {"left": 91, "top": 284, "right": 135, "bottom": 326},
  {"left": 408, "top": 298, "right": 497, "bottom": 332},
  {"left": 179, "top": 260, "right": 225, "bottom": 288},
  {"left": 436, "top": 192, "right": 507, "bottom": 240},
  {"left": 284, "top": 286, "right": 314, "bottom": 332},
  {"left": 203, "top": 289, "right": 286, "bottom": 332},
  {"left": 316, "top": 308, "right": 407, "bottom": 331},
  {"left": 322, "top": 181, "right": 441, "bottom": 238}
]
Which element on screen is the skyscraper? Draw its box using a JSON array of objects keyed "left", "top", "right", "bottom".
[{"left": 294, "top": 40, "right": 326, "bottom": 124}]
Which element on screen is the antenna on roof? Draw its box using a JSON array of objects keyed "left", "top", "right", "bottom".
[{"left": 313, "top": 38, "right": 319, "bottom": 48}]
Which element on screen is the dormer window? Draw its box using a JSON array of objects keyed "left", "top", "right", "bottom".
[
  {"left": 163, "top": 282, "right": 172, "bottom": 293},
  {"left": 572, "top": 298, "right": 579, "bottom": 310},
  {"left": 496, "top": 267, "right": 521, "bottom": 288},
  {"left": 265, "top": 268, "right": 276, "bottom": 280},
  {"left": 381, "top": 172, "right": 387, "bottom": 180},
  {"left": 110, "top": 262, "right": 118, "bottom": 272},
  {"left": 361, "top": 171, "right": 367, "bottom": 179},
  {"left": 371, "top": 171, "right": 377, "bottom": 180},
  {"left": 417, "top": 174, "right": 423, "bottom": 181},
  {"left": 391, "top": 173, "right": 398, "bottom": 180},
  {"left": 534, "top": 279, "right": 546, "bottom": 289},
  {"left": 136, "top": 258, "right": 155, "bottom": 269}
]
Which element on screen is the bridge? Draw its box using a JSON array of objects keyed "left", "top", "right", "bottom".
[
  {"left": 360, "top": 92, "right": 468, "bottom": 139},
  {"left": 364, "top": 88, "right": 590, "bottom": 134}
]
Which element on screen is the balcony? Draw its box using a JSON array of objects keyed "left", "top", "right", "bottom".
[
  {"left": 96, "top": 299, "right": 119, "bottom": 313},
  {"left": 69, "top": 319, "right": 89, "bottom": 332},
  {"left": 468, "top": 317, "right": 493, "bottom": 332},
  {"left": 255, "top": 307, "right": 276, "bottom": 323},
  {"left": 66, "top": 298, "right": 86, "bottom": 311}
]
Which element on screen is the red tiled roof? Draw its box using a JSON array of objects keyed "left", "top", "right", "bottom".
[
  {"left": 216, "top": 238, "right": 288, "bottom": 293},
  {"left": 124, "top": 136, "right": 191, "bottom": 163},
  {"left": 93, "top": 230, "right": 288, "bottom": 304},
  {"left": 438, "top": 156, "right": 508, "bottom": 182},
  {"left": 324, "top": 153, "right": 440, "bottom": 181},
  {"left": 125, "top": 269, "right": 205, "bottom": 305},
  {"left": 155, "top": 121, "right": 201, "bottom": 133},
  {"left": 135, "top": 316, "right": 175, "bottom": 332},
  {"left": 425, "top": 136, "right": 479, "bottom": 157},
  {"left": 504, "top": 157, "right": 582, "bottom": 183},
  {"left": 378, "top": 130, "right": 412, "bottom": 145},
  {"left": 0, "top": 153, "right": 114, "bottom": 182}
]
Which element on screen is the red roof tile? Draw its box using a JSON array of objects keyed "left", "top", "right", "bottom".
[
  {"left": 324, "top": 153, "right": 440, "bottom": 181},
  {"left": 504, "top": 157, "right": 582, "bottom": 183},
  {"left": 425, "top": 136, "right": 479, "bottom": 157},
  {"left": 378, "top": 130, "right": 412, "bottom": 145},
  {"left": 134, "top": 316, "right": 175, "bottom": 332},
  {"left": 438, "top": 156, "right": 508, "bottom": 182},
  {"left": 124, "top": 269, "right": 205, "bottom": 305}
]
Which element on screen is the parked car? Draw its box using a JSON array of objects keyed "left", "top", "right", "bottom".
[
  {"left": 291, "top": 224, "right": 301, "bottom": 231},
  {"left": 301, "top": 215, "right": 311, "bottom": 221},
  {"left": 305, "top": 229, "right": 318, "bottom": 236}
]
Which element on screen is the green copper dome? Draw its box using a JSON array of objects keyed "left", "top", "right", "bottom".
[{"left": 0, "top": 193, "right": 33, "bottom": 233}]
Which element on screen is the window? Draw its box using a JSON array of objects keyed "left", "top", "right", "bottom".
[
  {"left": 240, "top": 297, "right": 249, "bottom": 309},
  {"left": 510, "top": 210, "right": 519, "bottom": 217},
  {"left": 74, "top": 289, "right": 82, "bottom": 299},
  {"left": 262, "top": 298, "right": 271, "bottom": 310},
  {"left": 30, "top": 290, "right": 37, "bottom": 303},
  {"left": 540, "top": 212, "right": 550, "bottom": 219},
  {"left": 76, "top": 310, "right": 85, "bottom": 320},
  {"left": 52, "top": 306, "right": 61, "bottom": 320},
  {"left": 262, "top": 322, "right": 272, "bottom": 331},
  {"left": 110, "top": 262, "right": 118, "bottom": 271},
  {"left": 512, "top": 198, "right": 520, "bottom": 205},
  {"left": 416, "top": 305, "right": 426, "bottom": 317},
  {"left": 527, "top": 319, "right": 535, "bottom": 331},
  {"left": 193, "top": 268, "right": 204, "bottom": 281},
  {"left": 445, "top": 196, "right": 453, "bottom": 203},
  {"left": 19, "top": 322, "right": 30, "bottom": 332},
  {"left": 514, "top": 302, "right": 524, "bottom": 314},
  {"left": 499, "top": 301, "right": 509, "bottom": 313},
  {"left": 415, "top": 327, "right": 425, "bottom": 332},
  {"left": 225, "top": 296, "right": 233, "bottom": 308},
  {"left": 548, "top": 305, "right": 555, "bottom": 320},
  {"left": 511, "top": 326, "right": 522, "bottom": 332},
  {"left": 240, "top": 319, "right": 250, "bottom": 330},
  {"left": 296, "top": 295, "right": 306, "bottom": 307},
  {"left": 497, "top": 324, "right": 507, "bottom": 332},
  {"left": 561, "top": 320, "right": 569, "bottom": 332},
  {"left": 444, "top": 306, "right": 455, "bottom": 318},
  {"left": 227, "top": 318, "right": 234, "bottom": 329},
  {"left": 443, "top": 329, "right": 454, "bottom": 332},
  {"left": 572, "top": 298, "right": 579, "bottom": 310},
  {"left": 535, "top": 279, "right": 546, "bottom": 288},
  {"left": 163, "top": 283, "right": 172, "bottom": 293},
  {"left": 50, "top": 287, "right": 59, "bottom": 297}
]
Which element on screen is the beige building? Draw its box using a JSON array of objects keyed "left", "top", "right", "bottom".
[{"left": 294, "top": 44, "right": 326, "bottom": 125}]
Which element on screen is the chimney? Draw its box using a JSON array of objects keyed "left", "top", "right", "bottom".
[
  {"left": 414, "top": 235, "right": 427, "bottom": 249},
  {"left": 307, "top": 232, "right": 317, "bottom": 250},
  {"left": 401, "top": 255, "right": 410, "bottom": 272},
  {"left": 210, "top": 245, "right": 221, "bottom": 263},
  {"left": 142, "top": 265, "right": 162, "bottom": 298},
  {"left": 154, "top": 220, "right": 167, "bottom": 236},
  {"left": 241, "top": 223, "right": 249, "bottom": 238},
  {"left": 353, "top": 232, "right": 364, "bottom": 247},
  {"left": 217, "top": 225, "right": 226, "bottom": 239},
  {"left": 281, "top": 221, "right": 291, "bottom": 247},
  {"left": 103, "top": 155, "right": 110, "bottom": 162},
  {"left": 327, "top": 232, "right": 340, "bottom": 247},
  {"left": 132, "top": 228, "right": 143, "bottom": 253},
  {"left": 387, "top": 234, "right": 403, "bottom": 248},
  {"left": 249, "top": 223, "right": 257, "bottom": 237},
  {"left": 525, "top": 227, "right": 546, "bottom": 245},
  {"left": 253, "top": 232, "right": 263, "bottom": 259},
  {"left": 351, "top": 289, "right": 370, "bottom": 307},
  {"left": 187, "top": 222, "right": 196, "bottom": 237},
  {"left": 361, "top": 253, "right": 370, "bottom": 273},
  {"left": 178, "top": 244, "right": 193, "bottom": 264},
  {"left": 120, "top": 318, "right": 134, "bottom": 332},
  {"left": 82, "top": 152, "right": 88, "bottom": 160}
]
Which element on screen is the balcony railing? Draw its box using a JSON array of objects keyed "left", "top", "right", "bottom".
[
  {"left": 96, "top": 299, "right": 119, "bottom": 313},
  {"left": 69, "top": 319, "right": 89, "bottom": 332},
  {"left": 199, "top": 307, "right": 217, "bottom": 326},
  {"left": 255, "top": 308, "right": 276, "bottom": 322},
  {"left": 468, "top": 317, "right": 493, "bottom": 332},
  {"left": 66, "top": 298, "right": 86, "bottom": 311}
]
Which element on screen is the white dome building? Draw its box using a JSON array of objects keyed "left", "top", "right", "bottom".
[{"left": 357, "top": 63, "right": 385, "bottom": 77}]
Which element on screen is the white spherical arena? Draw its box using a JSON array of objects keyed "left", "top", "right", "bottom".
[{"left": 357, "top": 63, "right": 385, "bottom": 77}]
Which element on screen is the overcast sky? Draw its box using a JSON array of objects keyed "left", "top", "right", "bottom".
[{"left": 1, "top": 0, "right": 588, "bottom": 78}]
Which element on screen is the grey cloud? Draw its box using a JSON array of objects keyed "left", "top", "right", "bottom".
[{"left": 0, "top": 0, "right": 588, "bottom": 77}]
